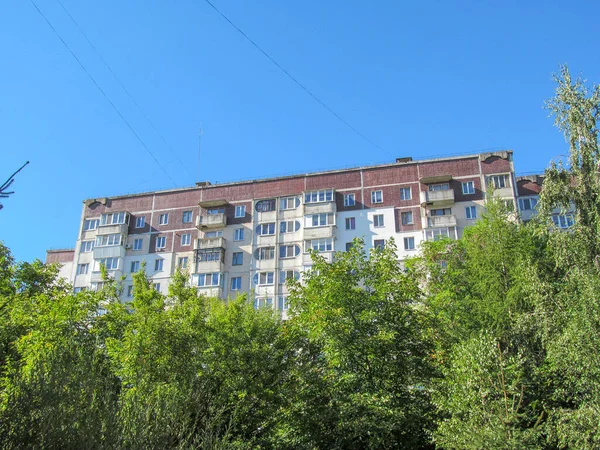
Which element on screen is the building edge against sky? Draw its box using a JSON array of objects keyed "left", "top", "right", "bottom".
[{"left": 47, "top": 150, "right": 560, "bottom": 314}]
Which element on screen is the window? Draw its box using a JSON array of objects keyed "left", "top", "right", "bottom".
[
  {"left": 344, "top": 193, "right": 355, "bottom": 207},
  {"left": 255, "top": 272, "right": 274, "bottom": 285},
  {"left": 280, "top": 270, "right": 299, "bottom": 282},
  {"left": 519, "top": 198, "right": 538, "bottom": 211},
  {"left": 371, "top": 190, "right": 383, "bottom": 204},
  {"left": 425, "top": 228, "right": 451, "bottom": 241},
  {"left": 133, "top": 238, "right": 143, "bottom": 251},
  {"left": 74, "top": 286, "right": 85, "bottom": 293},
  {"left": 280, "top": 197, "right": 299, "bottom": 210},
  {"left": 488, "top": 174, "right": 509, "bottom": 189},
  {"left": 197, "top": 251, "right": 221, "bottom": 262},
  {"left": 154, "top": 259, "right": 164, "bottom": 271},
  {"left": 159, "top": 213, "right": 169, "bottom": 225},
  {"left": 207, "top": 208, "right": 224, "bottom": 215},
  {"left": 305, "top": 189, "right": 334, "bottom": 203},
  {"left": 404, "top": 237, "right": 415, "bottom": 250},
  {"left": 80, "top": 240, "right": 94, "bottom": 252},
  {"left": 462, "top": 181, "right": 475, "bottom": 195},
  {"left": 374, "top": 214, "right": 384, "bottom": 227},
  {"left": 255, "top": 199, "right": 276, "bottom": 212},
  {"left": 255, "top": 247, "right": 275, "bottom": 260},
  {"left": 234, "top": 228, "right": 244, "bottom": 241},
  {"left": 83, "top": 219, "right": 99, "bottom": 231},
  {"left": 401, "top": 211, "right": 413, "bottom": 225},
  {"left": 345, "top": 217, "right": 356, "bottom": 230},
  {"left": 234, "top": 205, "right": 246, "bottom": 218},
  {"left": 182, "top": 211, "right": 193, "bottom": 223},
  {"left": 280, "top": 245, "right": 300, "bottom": 259},
  {"left": 181, "top": 233, "right": 191, "bottom": 246},
  {"left": 305, "top": 238, "right": 333, "bottom": 252},
  {"left": 465, "top": 206, "right": 477, "bottom": 220},
  {"left": 280, "top": 220, "right": 300, "bottom": 233},
  {"left": 232, "top": 252, "right": 243, "bottom": 265},
  {"left": 130, "top": 261, "right": 140, "bottom": 273},
  {"left": 431, "top": 208, "right": 451, "bottom": 216},
  {"left": 153, "top": 283, "right": 161, "bottom": 292},
  {"left": 429, "top": 183, "right": 449, "bottom": 191},
  {"left": 135, "top": 216, "right": 146, "bottom": 228},
  {"left": 256, "top": 223, "right": 276, "bottom": 236},
  {"left": 196, "top": 273, "right": 221, "bottom": 287},
  {"left": 231, "top": 277, "right": 242, "bottom": 291},
  {"left": 155, "top": 236, "right": 166, "bottom": 249},
  {"left": 254, "top": 298, "right": 273, "bottom": 310},
  {"left": 178, "top": 257, "right": 188, "bottom": 268},
  {"left": 205, "top": 230, "right": 223, "bottom": 238},
  {"left": 345, "top": 242, "right": 353, "bottom": 252},
  {"left": 278, "top": 296, "right": 289, "bottom": 311},
  {"left": 101, "top": 212, "right": 127, "bottom": 225},
  {"left": 98, "top": 257, "right": 119, "bottom": 270},
  {"left": 373, "top": 239, "right": 385, "bottom": 250},
  {"left": 306, "top": 213, "right": 334, "bottom": 227},
  {"left": 96, "top": 234, "right": 122, "bottom": 247},
  {"left": 552, "top": 214, "right": 574, "bottom": 229},
  {"left": 400, "top": 187, "right": 412, "bottom": 200},
  {"left": 76, "top": 263, "right": 89, "bottom": 275},
  {"left": 127, "top": 285, "right": 134, "bottom": 297}
]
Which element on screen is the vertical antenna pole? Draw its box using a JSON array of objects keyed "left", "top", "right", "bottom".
[{"left": 198, "top": 126, "right": 203, "bottom": 182}]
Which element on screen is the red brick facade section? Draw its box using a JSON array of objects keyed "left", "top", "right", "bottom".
[
  {"left": 362, "top": 165, "right": 419, "bottom": 187},
  {"left": 517, "top": 179, "right": 543, "bottom": 196},
  {"left": 418, "top": 158, "right": 480, "bottom": 179},
  {"left": 336, "top": 190, "right": 362, "bottom": 211},
  {"left": 148, "top": 233, "right": 170, "bottom": 254},
  {"left": 173, "top": 229, "right": 197, "bottom": 253},
  {"left": 46, "top": 249, "right": 75, "bottom": 264},
  {"left": 226, "top": 201, "right": 252, "bottom": 225},
  {"left": 129, "top": 214, "right": 151, "bottom": 234},
  {"left": 151, "top": 208, "right": 197, "bottom": 231},
  {"left": 453, "top": 178, "right": 484, "bottom": 202},
  {"left": 154, "top": 190, "right": 200, "bottom": 210},
  {"left": 480, "top": 156, "right": 512, "bottom": 174},
  {"left": 395, "top": 207, "right": 422, "bottom": 232},
  {"left": 84, "top": 195, "right": 153, "bottom": 217},
  {"left": 305, "top": 171, "right": 361, "bottom": 190}
]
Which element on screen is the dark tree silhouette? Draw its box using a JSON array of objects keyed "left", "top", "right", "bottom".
[{"left": 0, "top": 161, "right": 29, "bottom": 211}]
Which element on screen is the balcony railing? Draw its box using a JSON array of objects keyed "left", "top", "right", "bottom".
[
  {"left": 96, "top": 223, "right": 129, "bottom": 236},
  {"left": 197, "top": 214, "right": 227, "bottom": 229},
  {"left": 427, "top": 215, "right": 457, "bottom": 228},
  {"left": 420, "top": 190, "right": 455, "bottom": 206},
  {"left": 195, "top": 237, "right": 226, "bottom": 250}
]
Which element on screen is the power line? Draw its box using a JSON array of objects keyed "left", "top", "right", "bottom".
[
  {"left": 28, "top": 0, "right": 178, "bottom": 187},
  {"left": 54, "top": 0, "right": 196, "bottom": 182},
  {"left": 202, "top": 0, "right": 392, "bottom": 157}
]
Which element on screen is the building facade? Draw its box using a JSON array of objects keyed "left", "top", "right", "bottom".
[{"left": 47, "top": 150, "right": 524, "bottom": 312}]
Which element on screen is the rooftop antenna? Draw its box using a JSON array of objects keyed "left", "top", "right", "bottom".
[{"left": 0, "top": 161, "right": 30, "bottom": 211}]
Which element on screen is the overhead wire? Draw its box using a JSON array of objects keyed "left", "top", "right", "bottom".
[
  {"left": 54, "top": 0, "right": 196, "bottom": 182},
  {"left": 28, "top": 0, "right": 178, "bottom": 187},
  {"left": 202, "top": 0, "right": 393, "bottom": 157}
]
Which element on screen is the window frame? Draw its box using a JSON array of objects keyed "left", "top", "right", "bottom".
[
  {"left": 304, "top": 189, "right": 334, "bottom": 204},
  {"left": 465, "top": 205, "right": 477, "bottom": 220},
  {"left": 343, "top": 193, "right": 356, "bottom": 207},
  {"left": 462, "top": 181, "right": 475, "bottom": 195},
  {"left": 133, "top": 238, "right": 143, "bottom": 251},
  {"left": 234, "top": 228, "right": 245, "bottom": 242},
  {"left": 400, "top": 187, "right": 412, "bottom": 200},
  {"left": 155, "top": 236, "right": 167, "bottom": 249},
  {"left": 234, "top": 205, "right": 246, "bottom": 218},
  {"left": 135, "top": 216, "right": 146, "bottom": 228},
  {"left": 373, "top": 214, "right": 385, "bottom": 228},
  {"left": 345, "top": 217, "right": 356, "bottom": 230},
  {"left": 181, "top": 233, "right": 191, "bottom": 246},
  {"left": 371, "top": 190, "right": 383, "bottom": 204},
  {"left": 182, "top": 211, "right": 193, "bottom": 224},
  {"left": 231, "top": 276, "right": 242, "bottom": 291},
  {"left": 232, "top": 252, "right": 243, "bottom": 266},
  {"left": 159, "top": 213, "right": 169, "bottom": 225},
  {"left": 401, "top": 211, "right": 414, "bottom": 225},
  {"left": 404, "top": 236, "right": 415, "bottom": 250}
]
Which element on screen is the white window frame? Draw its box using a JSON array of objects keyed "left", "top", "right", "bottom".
[
  {"left": 155, "top": 236, "right": 166, "bottom": 249},
  {"left": 373, "top": 239, "right": 385, "bottom": 250},
  {"left": 154, "top": 259, "right": 164, "bottom": 271},
  {"left": 231, "top": 276, "right": 242, "bottom": 290},
  {"left": 280, "top": 220, "right": 299, "bottom": 234},
  {"left": 83, "top": 219, "right": 99, "bottom": 231},
  {"left": 257, "top": 271, "right": 275, "bottom": 285},
  {"left": 345, "top": 217, "right": 356, "bottom": 230},
  {"left": 181, "top": 233, "right": 191, "bottom": 246},
  {"left": 159, "top": 213, "right": 169, "bottom": 225},
  {"left": 304, "top": 189, "right": 334, "bottom": 204},
  {"left": 182, "top": 211, "right": 193, "bottom": 223},
  {"left": 400, "top": 187, "right": 411, "bottom": 200},
  {"left": 304, "top": 238, "right": 334, "bottom": 253},
  {"left": 133, "top": 238, "right": 143, "bottom": 251},
  {"left": 306, "top": 213, "right": 334, "bottom": 228},
  {"left": 130, "top": 261, "right": 140, "bottom": 273},
  {"left": 80, "top": 240, "right": 94, "bottom": 252},
  {"left": 428, "top": 183, "right": 449, "bottom": 192},
  {"left": 344, "top": 193, "right": 356, "bottom": 207},
  {"left": 280, "top": 245, "right": 299, "bottom": 259},
  {"left": 374, "top": 214, "right": 385, "bottom": 228},
  {"left": 404, "top": 236, "right": 415, "bottom": 250},
  {"left": 76, "top": 263, "right": 89, "bottom": 275},
  {"left": 371, "top": 190, "right": 383, "bottom": 204},
  {"left": 278, "top": 296, "right": 289, "bottom": 311},
  {"left": 234, "top": 205, "right": 246, "bottom": 218},
  {"left": 551, "top": 214, "right": 574, "bottom": 229},
  {"left": 95, "top": 234, "right": 122, "bottom": 247},
  {"left": 135, "top": 216, "right": 146, "bottom": 228},
  {"left": 178, "top": 256, "right": 188, "bottom": 268},
  {"left": 518, "top": 197, "right": 538, "bottom": 211},
  {"left": 425, "top": 227, "right": 451, "bottom": 242},
  {"left": 488, "top": 174, "right": 509, "bottom": 189},
  {"left": 257, "top": 223, "right": 276, "bottom": 236},
  {"left": 280, "top": 197, "right": 298, "bottom": 210},
  {"left": 232, "top": 252, "right": 243, "bottom": 266},
  {"left": 256, "top": 247, "right": 275, "bottom": 261},
  {"left": 234, "top": 228, "right": 244, "bottom": 242},
  {"left": 462, "top": 181, "right": 475, "bottom": 195},
  {"left": 98, "top": 257, "right": 119, "bottom": 270},
  {"left": 465, "top": 206, "right": 477, "bottom": 220},
  {"left": 401, "top": 211, "right": 413, "bottom": 225},
  {"left": 153, "top": 283, "right": 161, "bottom": 292}
]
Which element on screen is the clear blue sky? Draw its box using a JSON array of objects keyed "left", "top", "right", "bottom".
[{"left": 1, "top": 0, "right": 599, "bottom": 262}]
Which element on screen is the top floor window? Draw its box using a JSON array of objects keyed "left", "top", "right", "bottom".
[
  {"left": 428, "top": 183, "right": 449, "bottom": 192},
  {"left": 100, "top": 212, "right": 127, "bottom": 226},
  {"left": 344, "top": 193, "right": 355, "bottom": 207},
  {"left": 83, "top": 218, "right": 99, "bottom": 231},
  {"left": 280, "top": 197, "right": 299, "bottom": 210},
  {"left": 235, "top": 205, "right": 246, "bottom": 218},
  {"left": 462, "top": 181, "right": 475, "bottom": 195},
  {"left": 305, "top": 189, "right": 334, "bottom": 204},
  {"left": 371, "top": 190, "right": 383, "bottom": 204},
  {"left": 488, "top": 174, "right": 510, "bottom": 189},
  {"left": 255, "top": 199, "right": 276, "bottom": 212}
]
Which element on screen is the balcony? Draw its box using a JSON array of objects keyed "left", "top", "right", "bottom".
[
  {"left": 195, "top": 237, "right": 226, "bottom": 250},
  {"left": 195, "top": 259, "right": 224, "bottom": 273},
  {"left": 426, "top": 215, "right": 457, "bottom": 228},
  {"left": 304, "top": 202, "right": 336, "bottom": 215},
  {"left": 196, "top": 285, "right": 224, "bottom": 298},
  {"left": 97, "top": 223, "right": 129, "bottom": 236},
  {"left": 420, "top": 190, "right": 455, "bottom": 207},
  {"left": 304, "top": 226, "right": 334, "bottom": 240},
  {"left": 90, "top": 269, "right": 123, "bottom": 283},
  {"left": 93, "top": 245, "right": 126, "bottom": 260},
  {"left": 196, "top": 214, "right": 227, "bottom": 229}
]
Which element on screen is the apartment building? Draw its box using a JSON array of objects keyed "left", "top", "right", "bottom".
[{"left": 46, "top": 150, "right": 521, "bottom": 312}]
